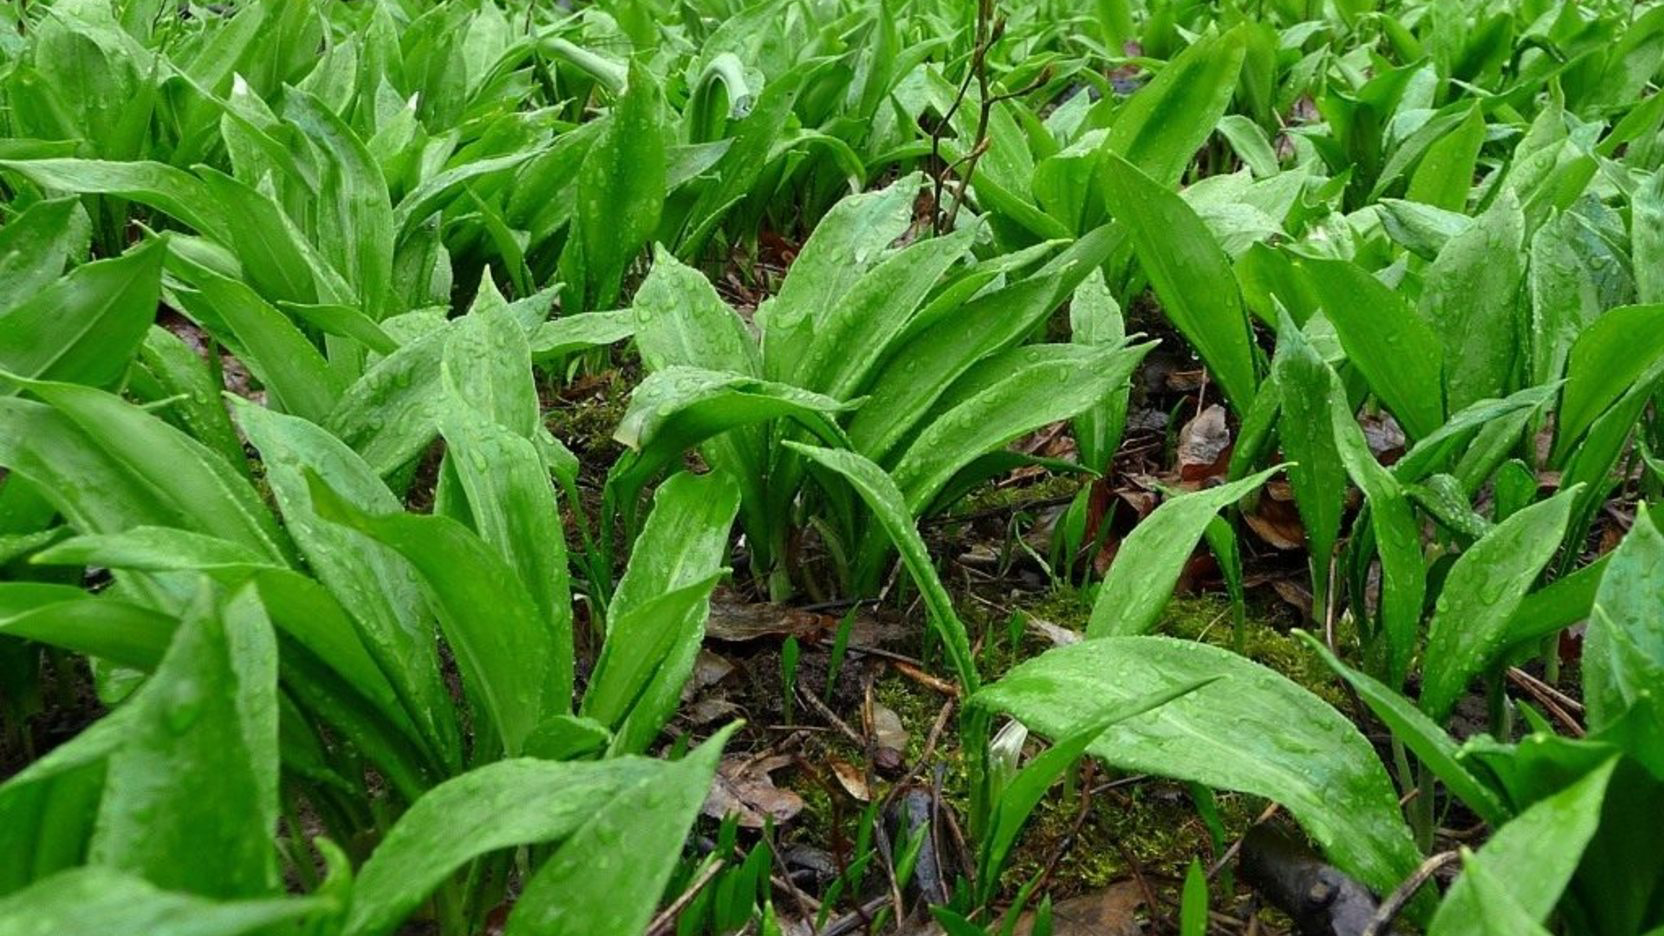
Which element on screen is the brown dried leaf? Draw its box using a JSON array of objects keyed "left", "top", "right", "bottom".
[
  {"left": 702, "top": 753, "right": 804, "bottom": 828},
  {"left": 1012, "top": 881, "right": 1145, "bottom": 936},
  {"left": 1177, "top": 404, "right": 1232, "bottom": 481},
  {"left": 829, "top": 759, "right": 870, "bottom": 801}
]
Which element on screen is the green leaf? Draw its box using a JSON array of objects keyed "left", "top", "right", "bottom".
[
  {"left": 1086, "top": 467, "right": 1282, "bottom": 637},
  {"left": 1584, "top": 514, "right": 1664, "bottom": 732},
  {"left": 503, "top": 724, "right": 733, "bottom": 936},
  {"left": 1271, "top": 313, "right": 1347, "bottom": 613},
  {"left": 1294, "top": 256, "right": 1445, "bottom": 440},
  {"left": 1070, "top": 268, "right": 1130, "bottom": 473},
  {"left": 306, "top": 469, "right": 551, "bottom": 757},
  {"left": 0, "top": 868, "right": 329, "bottom": 936},
  {"left": 975, "top": 678, "right": 1214, "bottom": 898},
  {"left": 609, "top": 367, "right": 852, "bottom": 500},
  {"left": 1427, "top": 759, "right": 1616, "bottom": 936},
  {"left": 170, "top": 265, "right": 343, "bottom": 423},
  {"left": 1453, "top": 853, "right": 1555, "bottom": 936},
  {"left": 890, "top": 342, "right": 1153, "bottom": 514},
  {"left": 0, "top": 197, "right": 87, "bottom": 315},
  {"left": 0, "top": 237, "right": 164, "bottom": 391},
  {"left": 1107, "top": 29, "right": 1246, "bottom": 188},
  {"left": 345, "top": 727, "right": 734, "bottom": 936},
  {"left": 846, "top": 228, "right": 1121, "bottom": 463},
  {"left": 585, "top": 470, "right": 739, "bottom": 753},
  {"left": 325, "top": 321, "right": 451, "bottom": 476},
  {"left": 1421, "top": 488, "right": 1578, "bottom": 721},
  {"left": 0, "top": 159, "right": 230, "bottom": 243},
  {"left": 1180, "top": 859, "right": 1208, "bottom": 936},
  {"left": 1634, "top": 166, "right": 1663, "bottom": 306},
  {"left": 1101, "top": 151, "right": 1257, "bottom": 411},
  {"left": 234, "top": 400, "right": 458, "bottom": 771},
  {"left": 1555, "top": 304, "right": 1664, "bottom": 462},
  {"left": 0, "top": 583, "right": 175, "bottom": 671},
  {"left": 784, "top": 442, "right": 978, "bottom": 692},
  {"left": 563, "top": 62, "right": 666, "bottom": 312},
  {"left": 976, "top": 636, "right": 1423, "bottom": 899},
  {"left": 1419, "top": 192, "right": 1526, "bottom": 412},
  {"left": 0, "top": 381, "right": 289, "bottom": 562},
  {"left": 1327, "top": 373, "right": 1424, "bottom": 686},
  {"left": 757, "top": 177, "right": 919, "bottom": 381},
  {"left": 528, "top": 310, "right": 635, "bottom": 361},
  {"left": 284, "top": 91, "right": 395, "bottom": 317},
  {"left": 1406, "top": 104, "right": 1485, "bottom": 211},
  {"left": 92, "top": 585, "right": 280, "bottom": 898},
  {"left": 1299, "top": 633, "right": 1507, "bottom": 826}
]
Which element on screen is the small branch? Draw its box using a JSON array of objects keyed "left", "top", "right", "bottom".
[
  {"left": 1359, "top": 850, "right": 1460, "bottom": 936},
  {"left": 644, "top": 859, "right": 726, "bottom": 936}
]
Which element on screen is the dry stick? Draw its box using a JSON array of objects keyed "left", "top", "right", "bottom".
[
  {"left": 817, "top": 895, "right": 893, "bottom": 936},
  {"left": 1030, "top": 760, "right": 1098, "bottom": 897},
  {"left": 644, "top": 859, "right": 727, "bottom": 936},
  {"left": 1208, "top": 802, "right": 1282, "bottom": 881},
  {"left": 1506, "top": 667, "right": 1585, "bottom": 737},
  {"left": 798, "top": 685, "right": 866, "bottom": 748},
  {"left": 1508, "top": 665, "right": 1585, "bottom": 712},
  {"left": 1358, "top": 850, "right": 1461, "bottom": 936}
]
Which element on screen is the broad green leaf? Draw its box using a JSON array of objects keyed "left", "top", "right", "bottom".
[
  {"left": 562, "top": 61, "right": 665, "bottom": 312},
  {"left": 285, "top": 91, "right": 395, "bottom": 317},
  {"left": 785, "top": 442, "right": 978, "bottom": 692},
  {"left": 1070, "top": 268, "right": 1129, "bottom": 473},
  {"left": 1635, "top": 167, "right": 1663, "bottom": 306},
  {"left": 346, "top": 728, "right": 734, "bottom": 936},
  {"left": 1455, "top": 854, "right": 1555, "bottom": 936},
  {"left": 0, "top": 868, "right": 328, "bottom": 936},
  {"left": 1327, "top": 373, "right": 1423, "bottom": 686},
  {"left": 171, "top": 266, "right": 343, "bottom": 423},
  {"left": 528, "top": 310, "right": 635, "bottom": 361},
  {"left": 757, "top": 176, "right": 917, "bottom": 381},
  {"left": 975, "top": 678, "right": 1213, "bottom": 899},
  {"left": 977, "top": 636, "right": 1423, "bottom": 900},
  {"left": 1087, "top": 467, "right": 1283, "bottom": 637},
  {"left": 586, "top": 470, "right": 738, "bottom": 753},
  {"left": 92, "top": 585, "right": 279, "bottom": 899},
  {"left": 504, "top": 723, "right": 733, "bottom": 936},
  {"left": 0, "top": 381, "right": 288, "bottom": 562},
  {"left": 0, "top": 159, "right": 230, "bottom": 243},
  {"left": 0, "top": 237, "right": 164, "bottom": 392},
  {"left": 796, "top": 227, "right": 976, "bottom": 400},
  {"left": 890, "top": 342, "right": 1152, "bottom": 513},
  {"left": 1529, "top": 211, "right": 1605, "bottom": 389},
  {"left": 1583, "top": 515, "right": 1664, "bottom": 732},
  {"left": 0, "top": 197, "right": 86, "bottom": 314},
  {"left": 1555, "top": 304, "right": 1664, "bottom": 462},
  {"left": 1101, "top": 152, "right": 1256, "bottom": 410},
  {"left": 1427, "top": 759, "right": 1616, "bottom": 935},
  {"left": 441, "top": 281, "right": 538, "bottom": 438},
  {"left": 1107, "top": 29, "right": 1246, "bottom": 188},
  {"left": 848, "top": 225, "right": 1123, "bottom": 463},
  {"left": 1419, "top": 192, "right": 1526, "bottom": 411},
  {"left": 609, "top": 367, "right": 852, "bottom": 501},
  {"left": 135, "top": 327, "right": 247, "bottom": 473},
  {"left": 306, "top": 469, "right": 551, "bottom": 757},
  {"left": 1421, "top": 488, "right": 1578, "bottom": 721},
  {"left": 234, "top": 401, "right": 458, "bottom": 771},
  {"left": 1295, "top": 255, "right": 1445, "bottom": 439},
  {"left": 0, "top": 698, "right": 136, "bottom": 894},
  {"left": 325, "top": 321, "right": 450, "bottom": 476},
  {"left": 1393, "top": 384, "right": 1558, "bottom": 483},
  {"left": 0, "top": 583, "right": 174, "bottom": 670},
  {"left": 1300, "top": 634, "right": 1507, "bottom": 825},
  {"left": 1406, "top": 104, "right": 1484, "bottom": 211},
  {"left": 1271, "top": 313, "right": 1346, "bottom": 613},
  {"left": 1216, "top": 115, "right": 1280, "bottom": 179},
  {"left": 632, "top": 246, "right": 760, "bottom": 378}
]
